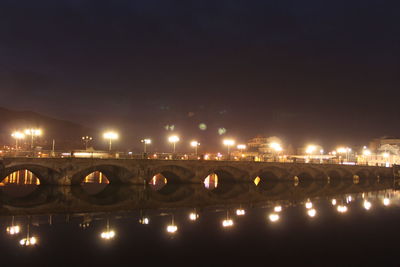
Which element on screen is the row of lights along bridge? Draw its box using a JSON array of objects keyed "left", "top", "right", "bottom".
[{"left": 8, "top": 129, "right": 386, "bottom": 164}]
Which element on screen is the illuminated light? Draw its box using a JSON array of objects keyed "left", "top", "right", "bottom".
[
  {"left": 346, "top": 196, "right": 352, "bottom": 203},
  {"left": 269, "top": 213, "right": 280, "bottom": 222},
  {"left": 204, "top": 154, "right": 210, "bottom": 160},
  {"left": 103, "top": 132, "right": 119, "bottom": 140},
  {"left": 189, "top": 213, "right": 199, "bottom": 221},
  {"left": 218, "top": 128, "right": 227, "bottom": 135},
  {"left": 100, "top": 230, "right": 116, "bottom": 240},
  {"left": 236, "top": 209, "right": 245, "bottom": 216},
  {"left": 331, "top": 199, "right": 337, "bottom": 206},
  {"left": 24, "top": 129, "right": 42, "bottom": 136},
  {"left": 190, "top": 141, "right": 199, "bottom": 147},
  {"left": 222, "top": 219, "right": 234, "bottom": 227},
  {"left": 237, "top": 144, "right": 246, "bottom": 150},
  {"left": 223, "top": 139, "right": 235, "bottom": 146},
  {"left": 141, "top": 139, "right": 151, "bottom": 144},
  {"left": 274, "top": 206, "right": 282, "bottom": 212},
  {"left": 168, "top": 135, "right": 180, "bottom": 143},
  {"left": 254, "top": 176, "right": 261, "bottom": 186},
  {"left": 167, "top": 225, "right": 178, "bottom": 233},
  {"left": 307, "top": 209, "right": 317, "bottom": 217},
  {"left": 204, "top": 173, "right": 218, "bottom": 189},
  {"left": 363, "top": 149, "right": 371, "bottom": 156},
  {"left": 139, "top": 217, "right": 150, "bottom": 225},
  {"left": 6, "top": 225, "right": 20, "bottom": 235},
  {"left": 337, "top": 205, "right": 348, "bottom": 213},
  {"left": 383, "top": 198, "right": 390, "bottom": 206},
  {"left": 269, "top": 142, "right": 283, "bottom": 152},
  {"left": 11, "top": 131, "right": 25, "bottom": 139},
  {"left": 363, "top": 200, "right": 372, "bottom": 210},
  {"left": 72, "top": 152, "right": 93, "bottom": 157},
  {"left": 382, "top": 152, "right": 390, "bottom": 158},
  {"left": 19, "top": 237, "right": 38, "bottom": 246},
  {"left": 305, "top": 201, "right": 313, "bottom": 209},
  {"left": 305, "top": 145, "right": 317, "bottom": 154}
]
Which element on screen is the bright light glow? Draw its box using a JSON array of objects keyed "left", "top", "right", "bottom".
[
  {"left": 363, "top": 200, "right": 372, "bottom": 210},
  {"left": 189, "top": 213, "right": 199, "bottom": 221},
  {"left": 24, "top": 129, "right": 42, "bottom": 136},
  {"left": 383, "top": 198, "right": 390, "bottom": 206},
  {"left": 100, "top": 230, "right": 116, "bottom": 239},
  {"left": 19, "top": 237, "right": 37, "bottom": 246},
  {"left": 6, "top": 225, "right": 20, "bottom": 235},
  {"left": 139, "top": 217, "right": 150, "bottom": 225},
  {"left": 222, "top": 219, "right": 234, "bottom": 227},
  {"left": 269, "top": 142, "right": 283, "bottom": 152},
  {"left": 223, "top": 139, "right": 235, "bottom": 146},
  {"left": 363, "top": 149, "right": 371, "bottom": 156},
  {"left": 382, "top": 152, "right": 389, "bottom": 158},
  {"left": 306, "top": 145, "right": 317, "bottom": 154},
  {"left": 337, "top": 147, "right": 351, "bottom": 153},
  {"left": 337, "top": 205, "right": 348, "bottom": 213},
  {"left": 168, "top": 135, "right": 180, "bottom": 143},
  {"left": 305, "top": 201, "right": 313, "bottom": 209},
  {"left": 269, "top": 213, "right": 280, "bottom": 222},
  {"left": 237, "top": 144, "right": 246, "bottom": 150},
  {"left": 274, "top": 206, "right": 282, "bottom": 212},
  {"left": 141, "top": 139, "right": 151, "bottom": 144},
  {"left": 331, "top": 199, "right": 337, "bottom": 206},
  {"left": 103, "top": 132, "right": 119, "bottom": 140},
  {"left": 307, "top": 209, "right": 317, "bottom": 217},
  {"left": 167, "top": 225, "right": 178, "bottom": 233},
  {"left": 11, "top": 131, "right": 25, "bottom": 139},
  {"left": 190, "top": 141, "right": 199, "bottom": 147},
  {"left": 254, "top": 176, "right": 261, "bottom": 186},
  {"left": 346, "top": 196, "right": 352, "bottom": 203},
  {"left": 236, "top": 209, "right": 245, "bottom": 216}
]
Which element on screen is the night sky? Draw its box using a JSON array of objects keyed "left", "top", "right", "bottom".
[{"left": 1, "top": 0, "right": 400, "bottom": 151}]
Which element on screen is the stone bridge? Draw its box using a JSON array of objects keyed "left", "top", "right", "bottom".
[{"left": 0, "top": 157, "right": 394, "bottom": 186}]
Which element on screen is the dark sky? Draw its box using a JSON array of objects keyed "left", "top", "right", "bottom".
[{"left": 1, "top": 0, "right": 400, "bottom": 151}]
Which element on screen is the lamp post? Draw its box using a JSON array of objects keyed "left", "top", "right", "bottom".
[
  {"left": 223, "top": 139, "right": 235, "bottom": 160},
  {"left": 305, "top": 145, "right": 317, "bottom": 163},
  {"left": 190, "top": 141, "right": 200, "bottom": 156},
  {"left": 103, "top": 132, "right": 119, "bottom": 151},
  {"left": 11, "top": 131, "right": 25, "bottom": 151},
  {"left": 24, "top": 129, "right": 42, "bottom": 150},
  {"left": 141, "top": 139, "right": 152, "bottom": 153},
  {"left": 168, "top": 135, "right": 180, "bottom": 153},
  {"left": 82, "top": 136, "right": 93, "bottom": 150},
  {"left": 269, "top": 142, "right": 283, "bottom": 162}
]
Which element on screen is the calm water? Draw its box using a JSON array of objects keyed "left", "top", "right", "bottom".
[{"left": 1, "top": 178, "right": 400, "bottom": 266}]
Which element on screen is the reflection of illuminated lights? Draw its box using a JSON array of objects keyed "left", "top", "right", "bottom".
[
  {"left": 274, "top": 206, "right": 282, "bottom": 212},
  {"left": 346, "top": 196, "right": 352, "bottom": 203},
  {"left": 305, "top": 201, "right": 313, "bottom": 209},
  {"left": 363, "top": 200, "right": 372, "bottom": 210},
  {"left": 254, "top": 176, "right": 261, "bottom": 186},
  {"left": 307, "top": 209, "right": 317, "bottom": 217},
  {"left": 167, "top": 225, "right": 178, "bottom": 233},
  {"left": 337, "top": 205, "right": 348, "bottom": 213},
  {"left": 139, "top": 217, "right": 150, "bottom": 225},
  {"left": 204, "top": 173, "right": 218, "bottom": 189},
  {"left": 189, "top": 213, "right": 199, "bottom": 221},
  {"left": 383, "top": 198, "right": 390, "bottom": 206},
  {"left": 269, "top": 213, "right": 280, "bottom": 222},
  {"left": 6, "top": 225, "right": 20, "bottom": 235},
  {"left": 236, "top": 209, "right": 245, "bottom": 216},
  {"left": 222, "top": 219, "right": 234, "bottom": 227},
  {"left": 100, "top": 230, "right": 115, "bottom": 240},
  {"left": 331, "top": 199, "right": 337, "bottom": 206}
]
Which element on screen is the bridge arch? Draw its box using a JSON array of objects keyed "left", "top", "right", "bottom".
[
  {"left": 148, "top": 165, "right": 195, "bottom": 184},
  {"left": 71, "top": 165, "right": 134, "bottom": 185},
  {"left": 1, "top": 165, "right": 60, "bottom": 185}
]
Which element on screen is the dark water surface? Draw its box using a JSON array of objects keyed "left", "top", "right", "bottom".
[{"left": 1, "top": 181, "right": 400, "bottom": 266}]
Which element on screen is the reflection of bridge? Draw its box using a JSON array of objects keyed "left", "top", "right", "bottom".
[
  {"left": 0, "top": 158, "right": 394, "bottom": 185},
  {"left": 0, "top": 178, "right": 396, "bottom": 216}
]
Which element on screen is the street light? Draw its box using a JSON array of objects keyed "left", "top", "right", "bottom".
[
  {"left": 11, "top": 131, "right": 25, "bottom": 150},
  {"left": 269, "top": 142, "right": 283, "bottom": 162},
  {"left": 237, "top": 144, "right": 246, "bottom": 158},
  {"left": 82, "top": 136, "right": 93, "bottom": 150},
  {"left": 223, "top": 139, "right": 235, "bottom": 160},
  {"left": 24, "top": 128, "right": 42, "bottom": 149},
  {"left": 337, "top": 147, "right": 351, "bottom": 162},
  {"left": 141, "top": 139, "right": 152, "bottom": 153},
  {"left": 190, "top": 141, "right": 200, "bottom": 156},
  {"left": 168, "top": 135, "right": 180, "bottom": 153},
  {"left": 103, "top": 131, "right": 119, "bottom": 151}
]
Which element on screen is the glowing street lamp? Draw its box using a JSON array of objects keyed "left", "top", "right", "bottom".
[
  {"left": 237, "top": 144, "right": 246, "bottom": 153},
  {"left": 166, "top": 215, "right": 178, "bottom": 233},
  {"left": 305, "top": 145, "right": 317, "bottom": 155},
  {"left": 222, "top": 211, "right": 234, "bottom": 227},
  {"left": 103, "top": 132, "right": 119, "bottom": 151},
  {"left": 6, "top": 216, "right": 20, "bottom": 235},
  {"left": 337, "top": 147, "right": 351, "bottom": 162},
  {"left": 223, "top": 139, "right": 235, "bottom": 160},
  {"left": 363, "top": 147, "right": 371, "bottom": 165},
  {"left": 24, "top": 128, "right": 42, "bottom": 149},
  {"left": 307, "top": 208, "right": 317, "bottom": 217},
  {"left": 189, "top": 212, "right": 199, "bottom": 221},
  {"left": 11, "top": 131, "right": 25, "bottom": 150},
  {"left": 100, "top": 219, "right": 115, "bottom": 240},
  {"left": 190, "top": 141, "right": 200, "bottom": 156},
  {"left": 82, "top": 136, "right": 93, "bottom": 150},
  {"left": 269, "top": 213, "right": 280, "bottom": 222},
  {"left": 19, "top": 225, "right": 37, "bottom": 246},
  {"left": 168, "top": 135, "right": 180, "bottom": 153},
  {"left": 141, "top": 139, "right": 152, "bottom": 153}
]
